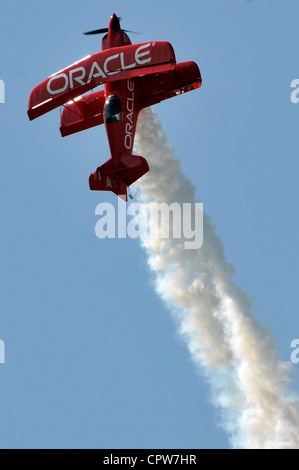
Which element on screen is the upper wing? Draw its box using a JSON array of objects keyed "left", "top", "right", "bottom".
[
  {"left": 28, "top": 42, "right": 176, "bottom": 120},
  {"left": 139, "top": 61, "right": 202, "bottom": 109}
]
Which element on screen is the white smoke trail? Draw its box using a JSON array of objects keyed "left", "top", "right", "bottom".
[{"left": 134, "top": 107, "right": 299, "bottom": 449}]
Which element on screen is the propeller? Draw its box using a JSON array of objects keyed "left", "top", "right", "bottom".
[
  {"left": 83, "top": 27, "right": 141, "bottom": 36},
  {"left": 83, "top": 14, "right": 140, "bottom": 35},
  {"left": 83, "top": 28, "right": 109, "bottom": 35}
]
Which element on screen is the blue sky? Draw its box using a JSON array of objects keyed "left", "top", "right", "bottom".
[{"left": 1, "top": 0, "right": 299, "bottom": 449}]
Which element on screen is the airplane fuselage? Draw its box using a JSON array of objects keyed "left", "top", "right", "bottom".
[
  {"left": 104, "top": 78, "right": 138, "bottom": 160},
  {"left": 102, "top": 22, "right": 142, "bottom": 167}
]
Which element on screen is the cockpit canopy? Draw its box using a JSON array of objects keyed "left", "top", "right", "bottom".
[{"left": 104, "top": 95, "right": 121, "bottom": 124}]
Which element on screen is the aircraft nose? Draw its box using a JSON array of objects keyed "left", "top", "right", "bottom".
[{"left": 109, "top": 13, "right": 120, "bottom": 31}]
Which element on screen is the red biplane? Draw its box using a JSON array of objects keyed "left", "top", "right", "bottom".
[{"left": 28, "top": 14, "right": 202, "bottom": 200}]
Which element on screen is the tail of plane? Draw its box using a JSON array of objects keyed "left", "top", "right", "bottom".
[{"left": 89, "top": 154, "right": 149, "bottom": 201}]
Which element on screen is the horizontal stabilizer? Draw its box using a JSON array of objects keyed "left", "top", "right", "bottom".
[{"left": 89, "top": 154, "right": 149, "bottom": 201}]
